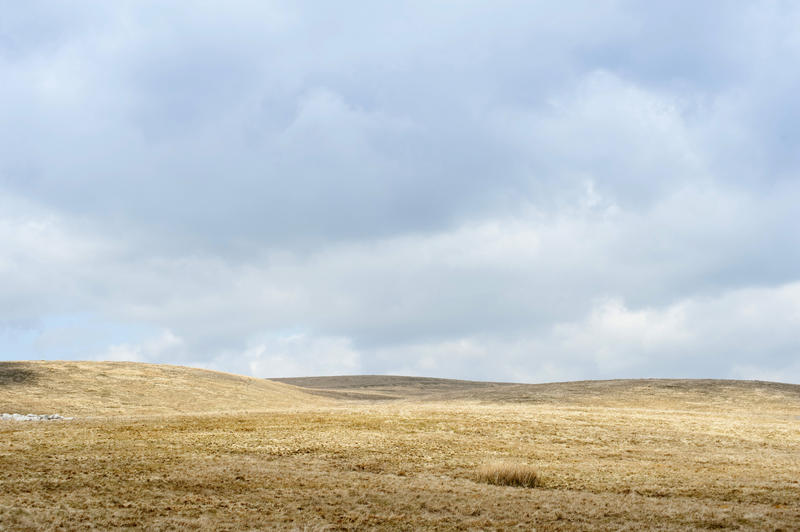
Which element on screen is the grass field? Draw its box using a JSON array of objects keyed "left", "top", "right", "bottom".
[{"left": 2, "top": 362, "right": 799, "bottom": 530}]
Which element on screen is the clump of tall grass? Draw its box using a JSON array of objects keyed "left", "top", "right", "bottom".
[{"left": 476, "top": 462, "right": 540, "bottom": 488}]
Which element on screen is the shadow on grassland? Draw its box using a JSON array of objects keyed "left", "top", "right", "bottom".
[{"left": 0, "top": 362, "right": 39, "bottom": 387}]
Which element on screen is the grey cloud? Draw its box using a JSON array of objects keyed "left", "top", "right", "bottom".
[{"left": 0, "top": 1, "right": 687, "bottom": 250}]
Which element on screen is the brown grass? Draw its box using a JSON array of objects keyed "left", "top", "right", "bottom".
[
  {"left": 477, "top": 462, "right": 540, "bottom": 488},
  {"left": 2, "top": 362, "right": 800, "bottom": 530}
]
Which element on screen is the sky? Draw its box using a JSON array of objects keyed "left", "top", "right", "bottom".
[{"left": 1, "top": 1, "right": 800, "bottom": 383}]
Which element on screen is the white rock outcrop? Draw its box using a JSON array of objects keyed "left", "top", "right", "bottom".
[{"left": 1, "top": 413, "right": 73, "bottom": 421}]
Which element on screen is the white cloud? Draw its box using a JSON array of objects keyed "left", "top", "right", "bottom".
[
  {"left": 352, "top": 281, "right": 800, "bottom": 383},
  {"left": 240, "top": 334, "right": 361, "bottom": 378},
  {"left": 553, "top": 298, "right": 692, "bottom": 372},
  {"left": 2, "top": 179, "right": 799, "bottom": 382},
  {"left": 99, "top": 330, "right": 184, "bottom": 363}
]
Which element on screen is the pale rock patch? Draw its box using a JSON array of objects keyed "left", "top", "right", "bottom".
[{"left": 1, "top": 413, "right": 73, "bottom": 421}]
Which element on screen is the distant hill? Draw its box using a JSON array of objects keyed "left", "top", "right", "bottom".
[
  {"left": 0, "top": 361, "right": 326, "bottom": 416},
  {"left": 272, "top": 375, "right": 800, "bottom": 411},
  {"left": 271, "top": 375, "right": 508, "bottom": 401}
]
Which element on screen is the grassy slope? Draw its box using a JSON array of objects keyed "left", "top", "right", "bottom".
[
  {"left": 2, "top": 362, "right": 800, "bottom": 530},
  {"left": 0, "top": 361, "right": 327, "bottom": 416}
]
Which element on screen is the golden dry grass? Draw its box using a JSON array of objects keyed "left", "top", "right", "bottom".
[{"left": 2, "top": 362, "right": 800, "bottom": 530}]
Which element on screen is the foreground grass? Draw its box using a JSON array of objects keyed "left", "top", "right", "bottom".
[{"left": 2, "top": 400, "right": 799, "bottom": 530}]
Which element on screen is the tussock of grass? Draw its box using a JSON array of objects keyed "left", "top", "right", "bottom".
[{"left": 477, "top": 462, "right": 540, "bottom": 488}]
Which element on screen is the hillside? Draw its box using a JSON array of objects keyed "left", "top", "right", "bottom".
[{"left": 0, "top": 361, "right": 326, "bottom": 416}]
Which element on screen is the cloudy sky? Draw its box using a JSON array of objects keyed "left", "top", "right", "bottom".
[{"left": 2, "top": 1, "right": 799, "bottom": 383}]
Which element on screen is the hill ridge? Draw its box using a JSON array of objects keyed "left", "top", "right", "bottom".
[{"left": 271, "top": 374, "right": 800, "bottom": 407}]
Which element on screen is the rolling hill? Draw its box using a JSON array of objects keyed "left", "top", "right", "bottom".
[{"left": 0, "top": 361, "right": 326, "bottom": 416}]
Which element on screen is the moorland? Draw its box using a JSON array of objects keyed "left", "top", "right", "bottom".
[{"left": 1, "top": 361, "right": 799, "bottom": 530}]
